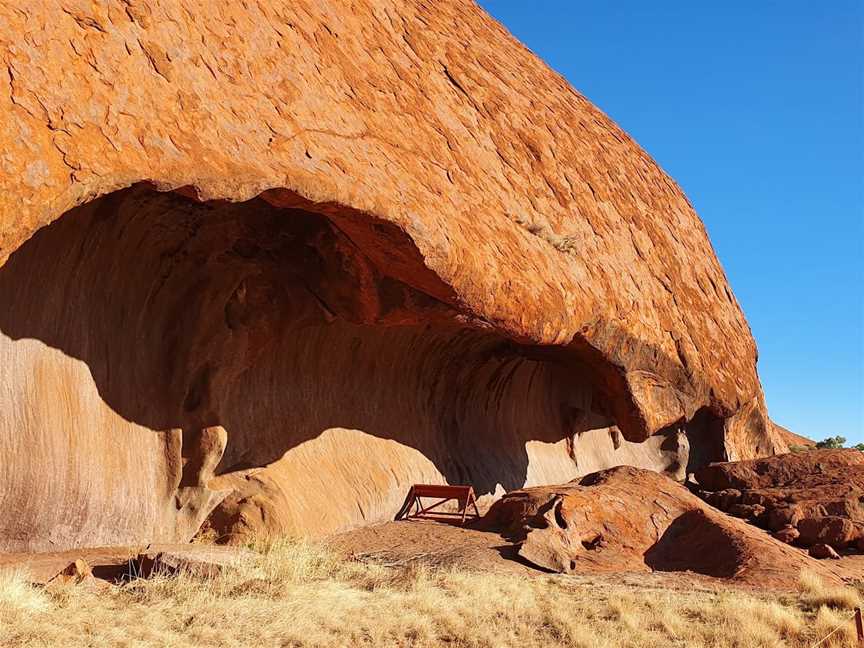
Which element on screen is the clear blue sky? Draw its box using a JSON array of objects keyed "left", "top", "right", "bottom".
[{"left": 480, "top": 1, "right": 863, "bottom": 445}]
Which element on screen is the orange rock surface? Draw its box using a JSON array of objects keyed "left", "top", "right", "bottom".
[
  {"left": 485, "top": 466, "right": 848, "bottom": 589},
  {"left": 0, "top": 1, "right": 786, "bottom": 551},
  {"left": 696, "top": 449, "right": 864, "bottom": 555}
]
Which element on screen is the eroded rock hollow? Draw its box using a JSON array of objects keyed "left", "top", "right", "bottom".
[
  {"left": 0, "top": 186, "right": 704, "bottom": 549},
  {"left": 0, "top": 0, "right": 788, "bottom": 551}
]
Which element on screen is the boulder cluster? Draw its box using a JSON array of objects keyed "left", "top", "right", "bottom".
[{"left": 696, "top": 449, "right": 864, "bottom": 560}]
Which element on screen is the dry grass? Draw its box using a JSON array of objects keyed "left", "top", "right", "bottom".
[
  {"left": 1, "top": 539, "right": 861, "bottom": 648},
  {"left": 799, "top": 569, "right": 862, "bottom": 610}
]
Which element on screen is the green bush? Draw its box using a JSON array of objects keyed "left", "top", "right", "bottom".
[{"left": 814, "top": 436, "right": 846, "bottom": 449}]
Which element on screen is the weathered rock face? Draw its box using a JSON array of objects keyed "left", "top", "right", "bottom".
[
  {"left": 484, "top": 466, "right": 846, "bottom": 588},
  {"left": 696, "top": 450, "right": 864, "bottom": 556},
  {"left": 0, "top": 1, "right": 785, "bottom": 551}
]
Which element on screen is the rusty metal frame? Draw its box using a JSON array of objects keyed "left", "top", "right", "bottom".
[{"left": 395, "top": 484, "right": 480, "bottom": 525}]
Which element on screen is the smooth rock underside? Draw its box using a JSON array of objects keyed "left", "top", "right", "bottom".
[{"left": 0, "top": 0, "right": 787, "bottom": 551}]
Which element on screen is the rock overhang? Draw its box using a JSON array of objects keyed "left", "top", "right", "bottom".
[{"left": 0, "top": 0, "right": 789, "bottom": 550}]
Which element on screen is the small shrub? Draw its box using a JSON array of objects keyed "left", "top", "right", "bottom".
[{"left": 815, "top": 436, "right": 847, "bottom": 450}]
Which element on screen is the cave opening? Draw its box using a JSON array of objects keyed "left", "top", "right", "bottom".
[{"left": 0, "top": 184, "right": 709, "bottom": 550}]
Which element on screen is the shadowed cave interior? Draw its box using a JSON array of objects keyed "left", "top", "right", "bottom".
[{"left": 0, "top": 185, "right": 727, "bottom": 549}]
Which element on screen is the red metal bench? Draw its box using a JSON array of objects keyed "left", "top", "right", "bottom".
[{"left": 395, "top": 484, "right": 480, "bottom": 525}]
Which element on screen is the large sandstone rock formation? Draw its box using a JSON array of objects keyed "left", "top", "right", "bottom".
[
  {"left": 485, "top": 466, "right": 847, "bottom": 589},
  {"left": 0, "top": 0, "right": 786, "bottom": 551}
]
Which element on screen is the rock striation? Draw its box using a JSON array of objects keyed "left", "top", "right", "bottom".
[{"left": 0, "top": 0, "right": 786, "bottom": 551}]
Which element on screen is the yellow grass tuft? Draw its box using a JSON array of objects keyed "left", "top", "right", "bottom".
[
  {"left": 799, "top": 569, "right": 862, "bottom": 610},
  {"left": 812, "top": 605, "right": 857, "bottom": 647},
  {"left": 0, "top": 569, "right": 50, "bottom": 619},
  {"left": 0, "top": 541, "right": 861, "bottom": 647}
]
